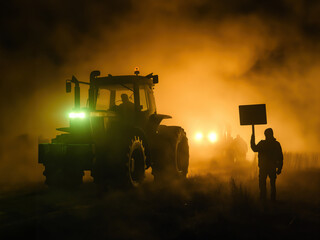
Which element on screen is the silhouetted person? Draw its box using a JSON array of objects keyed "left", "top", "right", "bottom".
[
  {"left": 233, "top": 134, "right": 248, "bottom": 162},
  {"left": 251, "top": 128, "right": 283, "bottom": 201},
  {"left": 118, "top": 93, "right": 135, "bottom": 121}
]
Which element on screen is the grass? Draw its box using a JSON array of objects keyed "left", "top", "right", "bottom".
[{"left": 0, "top": 154, "right": 319, "bottom": 239}]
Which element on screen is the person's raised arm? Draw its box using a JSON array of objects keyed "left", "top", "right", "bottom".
[{"left": 251, "top": 134, "right": 259, "bottom": 152}]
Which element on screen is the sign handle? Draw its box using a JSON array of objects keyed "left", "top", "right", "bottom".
[{"left": 252, "top": 124, "right": 255, "bottom": 138}]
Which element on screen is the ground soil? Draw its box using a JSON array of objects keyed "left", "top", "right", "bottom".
[{"left": 0, "top": 159, "right": 319, "bottom": 239}]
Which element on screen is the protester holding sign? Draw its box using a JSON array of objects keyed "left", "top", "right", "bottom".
[
  {"left": 239, "top": 104, "right": 284, "bottom": 202},
  {"left": 251, "top": 128, "right": 283, "bottom": 201}
]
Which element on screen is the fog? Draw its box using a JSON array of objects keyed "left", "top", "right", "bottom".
[{"left": 0, "top": 0, "right": 319, "bottom": 186}]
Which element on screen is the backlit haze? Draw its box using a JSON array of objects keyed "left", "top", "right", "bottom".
[{"left": 0, "top": 0, "right": 319, "bottom": 185}]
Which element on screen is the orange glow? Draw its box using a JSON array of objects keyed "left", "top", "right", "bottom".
[
  {"left": 1, "top": 1, "right": 319, "bottom": 189},
  {"left": 195, "top": 132, "right": 204, "bottom": 142},
  {"left": 208, "top": 132, "right": 218, "bottom": 143}
]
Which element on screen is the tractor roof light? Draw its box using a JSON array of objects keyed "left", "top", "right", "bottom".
[{"left": 134, "top": 67, "right": 140, "bottom": 75}]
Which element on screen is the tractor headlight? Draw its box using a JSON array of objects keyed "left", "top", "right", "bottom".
[
  {"left": 208, "top": 132, "right": 218, "bottom": 143},
  {"left": 195, "top": 132, "right": 204, "bottom": 142},
  {"left": 69, "top": 112, "right": 86, "bottom": 119},
  {"left": 194, "top": 131, "right": 218, "bottom": 143}
]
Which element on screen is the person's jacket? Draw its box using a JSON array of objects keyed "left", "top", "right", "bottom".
[{"left": 251, "top": 137, "right": 283, "bottom": 170}]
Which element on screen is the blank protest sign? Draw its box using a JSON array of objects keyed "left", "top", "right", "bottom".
[{"left": 239, "top": 104, "right": 267, "bottom": 125}]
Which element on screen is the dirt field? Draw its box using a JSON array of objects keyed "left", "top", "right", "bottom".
[{"left": 0, "top": 156, "right": 319, "bottom": 240}]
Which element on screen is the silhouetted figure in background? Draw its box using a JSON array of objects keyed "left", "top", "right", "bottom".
[
  {"left": 222, "top": 125, "right": 235, "bottom": 163},
  {"left": 233, "top": 134, "right": 248, "bottom": 162},
  {"left": 251, "top": 128, "right": 283, "bottom": 201}
]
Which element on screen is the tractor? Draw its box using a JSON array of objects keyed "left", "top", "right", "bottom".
[{"left": 38, "top": 70, "right": 189, "bottom": 188}]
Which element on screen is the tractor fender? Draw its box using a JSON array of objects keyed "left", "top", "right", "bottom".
[{"left": 147, "top": 114, "right": 172, "bottom": 133}]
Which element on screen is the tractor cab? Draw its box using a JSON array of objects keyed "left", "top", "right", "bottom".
[
  {"left": 65, "top": 70, "right": 161, "bottom": 137},
  {"left": 89, "top": 73, "right": 158, "bottom": 127}
]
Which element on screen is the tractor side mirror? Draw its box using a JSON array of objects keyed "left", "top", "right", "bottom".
[
  {"left": 66, "top": 80, "right": 71, "bottom": 93},
  {"left": 153, "top": 75, "right": 159, "bottom": 84}
]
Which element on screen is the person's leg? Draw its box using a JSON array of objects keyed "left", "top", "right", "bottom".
[
  {"left": 259, "top": 168, "right": 267, "bottom": 200},
  {"left": 269, "top": 171, "right": 277, "bottom": 201}
]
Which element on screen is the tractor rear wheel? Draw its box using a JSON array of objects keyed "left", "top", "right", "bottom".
[{"left": 153, "top": 126, "right": 189, "bottom": 182}]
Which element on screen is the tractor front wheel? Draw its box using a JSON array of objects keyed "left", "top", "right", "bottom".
[
  {"left": 92, "top": 133, "right": 147, "bottom": 189},
  {"left": 125, "top": 136, "right": 146, "bottom": 187}
]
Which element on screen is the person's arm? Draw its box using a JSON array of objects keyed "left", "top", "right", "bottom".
[
  {"left": 276, "top": 142, "right": 284, "bottom": 174},
  {"left": 250, "top": 134, "right": 259, "bottom": 152}
]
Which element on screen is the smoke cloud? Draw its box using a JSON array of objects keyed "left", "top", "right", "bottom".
[{"left": 0, "top": 0, "right": 319, "bottom": 185}]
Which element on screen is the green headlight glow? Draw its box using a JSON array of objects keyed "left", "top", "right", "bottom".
[{"left": 69, "top": 112, "right": 86, "bottom": 119}]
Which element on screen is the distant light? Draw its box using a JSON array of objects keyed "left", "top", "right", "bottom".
[
  {"left": 69, "top": 112, "right": 86, "bottom": 119},
  {"left": 195, "top": 132, "right": 204, "bottom": 142},
  {"left": 208, "top": 132, "right": 218, "bottom": 143}
]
